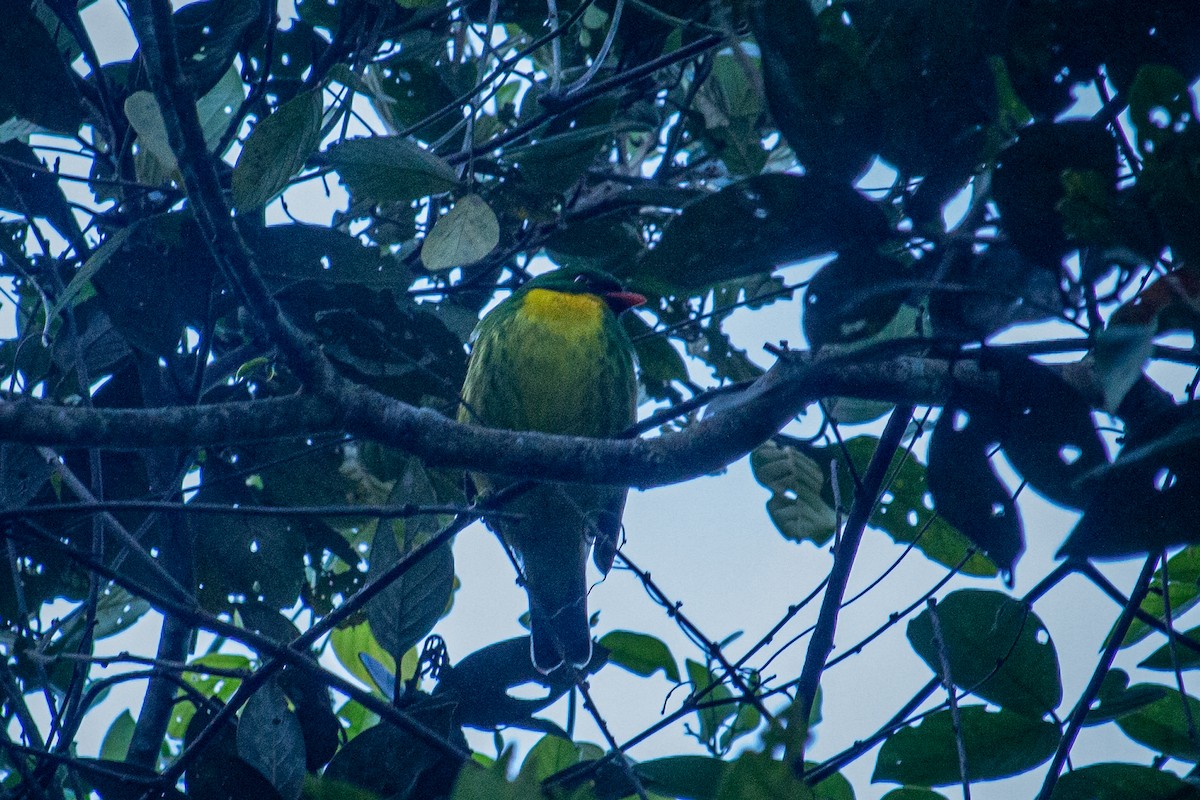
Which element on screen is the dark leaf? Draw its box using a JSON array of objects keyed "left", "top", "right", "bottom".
[
  {"left": 1115, "top": 685, "right": 1200, "bottom": 762},
  {"left": 635, "top": 174, "right": 889, "bottom": 295},
  {"left": 325, "top": 136, "right": 459, "bottom": 204},
  {"left": 873, "top": 706, "right": 1059, "bottom": 786},
  {"left": 928, "top": 407, "right": 1023, "bottom": 577},
  {"left": 237, "top": 679, "right": 306, "bottom": 800},
  {"left": 636, "top": 755, "right": 728, "bottom": 800},
  {"left": 365, "top": 516, "right": 455, "bottom": 660},
  {"left": 233, "top": 90, "right": 324, "bottom": 211},
  {"left": 598, "top": 630, "right": 680, "bottom": 682},
  {"left": 907, "top": 590, "right": 1062, "bottom": 717},
  {"left": 1049, "top": 763, "right": 1200, "bottom": 800},
  {"left": 0, "top": 5, "right": 84, "bottom": 137},
  {"left": 992, "top": 120, "right": 1117, "bottom": 268}
]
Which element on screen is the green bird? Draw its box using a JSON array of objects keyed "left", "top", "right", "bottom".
[{"left": 459, "top": 268, "right": 645, "bottom": 673}]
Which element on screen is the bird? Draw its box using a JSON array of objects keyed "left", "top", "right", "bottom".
[{"left": 458, "top": 267, "right": 645, "bottom": 673}]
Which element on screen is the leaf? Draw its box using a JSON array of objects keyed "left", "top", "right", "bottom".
[
  {"left": 0, "top": 5, "right": 84, "bottom": 139},
  {"left": 1114, "top": 685, "right": 1200, "bottom": 762},
  {"left": 99, "top": 710, "right": 136, "bottom": 762},
  {"left": 330, "top": 619, "right": 398, "bottom": 695},
  {"left": 635, "top": 174, "right": 889, "bottom": 294},
  {"left": 517, "top": 735, "right": 594, "bottom": 784},
  {"left": 686, "top": 659, "right": 736, "bottom": 749},
  {"left": 907, "top": 590, "right": 1061, "bottom": 717},
  {"left": 421, "top": 194, "right": 500, "bottom": 271},
  {"left": 1129, "top": 64, "right": 1196, "bottom": 155},
  {"left": 1082, "top": 670, "right": 1168, "bottom": 726},
  {"left": 872, "top": 706, "right": 1059, "bottom": 786},
  {"left": 750, "top": 440, "right": 838, "bottom": 547},
  {"left": 233, "top": 90, "right": 324, "bottom": 211},
  {"left": 599, "top": 630, "right": 681, "bottom": 682},
  {"left": 636, "top": 756, "right": 729, "bottom": 800},
  {"left": 237, "top": 679, "right": 306, "bottom": 800},
  {"left": 928, "top": 407, "right": 1023, "bottom": 578},
  {"left": 124, "top": 91, "right": 178, "bottom": 174},
  {"left": 1140, "top": 625, "right": 1200, "bottom": 671},
  {"left": 1049, "top": 763, "right": 1200, "bottom": 800},
  {"left": 195, "top": 64, "right": 246, "bottom": 151},
  {"left": 325, "top": 136, "right": 459, "bottom": 203},
  {"left": 365, "top": 516, "right": 455, "bottom": 660},
  {"left": 168, "top": 653, "right": 251, "bottom": 740},
  {"left": 452, "top": 753, "right": 542, "bottom": 800},
  {"left": 716, "top": 750, "right": 813, "bottom": 800},
  {"left": 0, "top": 444, "right": 51, "bottom": 508},
  {"left": 1061, "top": 424, "right": 1200, "bottom": 559},
  {"left": 191, "top": 478, "right": 307, "bottom": 613},
  {"left": 880, "top": 791, "right": 949, "bottom": 800}
]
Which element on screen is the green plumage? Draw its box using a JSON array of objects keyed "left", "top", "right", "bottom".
[{"left": 459, "top": 268, "right": 640, "bottom": 672}]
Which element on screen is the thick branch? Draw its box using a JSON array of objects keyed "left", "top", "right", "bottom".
[{"left": 0, "top": 352, "right": 996, "bottom": 488}]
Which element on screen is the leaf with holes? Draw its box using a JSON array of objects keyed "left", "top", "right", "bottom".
[
  {"left": 873, "top": 706, "right": 1059, "bottom": 786},
  {"left": 750, "top": 439, "right": 838, "bottom": 546},
  {"left": 907, "top": 590, "right": 1061, "bottom": 717},
  {"left": 929, "top": 407, "right": 1022, "bottom": 577}
]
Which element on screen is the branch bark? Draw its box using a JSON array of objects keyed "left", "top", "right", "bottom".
[{"left": 0, "top": 351, "right": 999, "bottom": 487}]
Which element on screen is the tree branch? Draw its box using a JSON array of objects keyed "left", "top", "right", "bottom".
[{"left": 0, "top": 351, "right": 1000, "bottom": 487}]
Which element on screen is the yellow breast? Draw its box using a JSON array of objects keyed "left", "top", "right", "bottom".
[{"left": 519, "top": 288, "right": 606, "bottom": 339}]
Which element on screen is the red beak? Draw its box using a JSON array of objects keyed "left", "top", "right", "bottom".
[{"left": 602, "top": 290, "right": 647, "bottom": 314}]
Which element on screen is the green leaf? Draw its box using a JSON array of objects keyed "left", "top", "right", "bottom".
[
  {"left": 237, "top": 679, "right": 306, "bottom": 800},
  {"left": 635, "top": 174, "right": 888, "bottom": 294},
  {"left": 0, "top": 5, "right": 85, "bottom": 139},
  {"left": 90, "top": 584, "right": 151, "bottom": 640},
  {"left": 872, "top": 706, "right": 1059, "bottom": 786},
  {"left": 750, "top": 440, "right": 838, "bottom": 547},
  {"left": 365, "top": 514, "right": 455, "bottom": 660},
  {"left": 636, "top": 755, "right": 729, "bottom": 800},
  {"left": 1115, "top": 685, "right": 1200, "bottom": 762},
  {"left": 326, "top": 136, "right": 459, "bottom": 203},
  {"left": 421, "top": 194, "right": 501, "bottom": 271},
  {"left": 907, "top": 590, "right": 1061, "bottom": 717},
  {"left": 1049, "top": 763, "right": 1200, "bottom": 800},
  {"left": 1140, "top": 625, "right": 1200, "bottom": 671},
  {"left": 168, "top": 653, "right": 251, "bottom": 740},
  {"left": 99, "top": 710, "right": 136, "bottom": 762},
  {"left": 599, "top": 630, "right": 681, "bottom": 682},
  {"left": 330, "top": 619, "right": 398, "bottom": 695},
  {"left": 517, "top": 735, "right": 595, "bottom": 784},
  {"left": 686, "top": 660, "right": 736, "bottom": 750},
  {"left": 1119, "top": 579, "right": 1200, "bottom": 648},
  {"left": 452, "top": 752, "right": 541, "bottom": 800},
  {"left": 233, "top": 90, "right": 324, "bottom": 211},
  {"left": 195, "top": 64, "right": 245, "bottom": 151},
  {"left": 880, "top": 791, "right": 948, "bottom": 800},
  {"left": 716, "top": 750, "right": 813, "bottom": 800},
  {"left": 1082, "top": 669, "right": 1168, "bottom": 726},
  {"left": 806, "top": 766, "right": 854, "bottom": 800},
  {"left": 1129, "top": 64, "right": 1197, "bottom": 154}
]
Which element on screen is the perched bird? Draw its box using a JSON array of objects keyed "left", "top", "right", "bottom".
[{"left": 459, "top": 268, "right": 644, "bottom": 673}]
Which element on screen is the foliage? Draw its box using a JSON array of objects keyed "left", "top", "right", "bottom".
[{"left": 0, "top": 0, "right": 1199, "bottom": 798}]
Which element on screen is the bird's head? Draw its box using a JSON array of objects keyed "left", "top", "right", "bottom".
[{"left": 519, "top": 268, "right": 647, "bottom": 315}]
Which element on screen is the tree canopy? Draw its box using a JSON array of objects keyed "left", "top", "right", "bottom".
[{"left": 1, "top": 0, "right": 1200, "bottom": 798}]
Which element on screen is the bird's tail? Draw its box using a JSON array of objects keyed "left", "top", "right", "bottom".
[{"left": 525, "top": 557, "right": 591, "bottom": 674}]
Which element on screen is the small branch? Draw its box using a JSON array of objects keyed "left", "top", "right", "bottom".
[
  {"left": 790, "top": 407, "right": 914, "bottom": 770},
  {"left": 1034, "top": 555, "right": 1158, "bottom": 800},
  {"left": 928, "top": 598, "right": 971, "bottom": 800}
]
